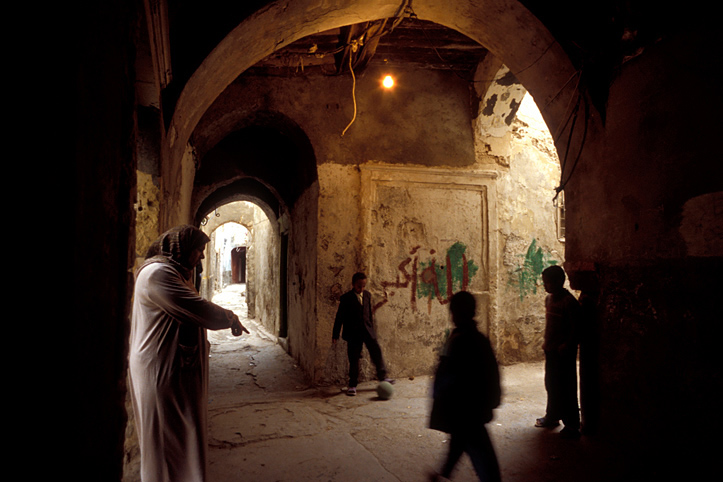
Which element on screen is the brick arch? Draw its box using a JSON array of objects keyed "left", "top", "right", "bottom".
[{"left": 164, "top": 0, "right": 583, "bottom": 226}]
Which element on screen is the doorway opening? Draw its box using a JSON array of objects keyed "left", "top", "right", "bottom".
[{"left": 200, "top": 200, "right": 284, "bottom": 337}]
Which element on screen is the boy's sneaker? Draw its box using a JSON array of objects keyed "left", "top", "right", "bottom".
[
  {"left": 347, "top": 387, "right": 357, "bottom": 396},
  {"left": 383, "top": 378, "right": 396, "bottom": 384}
]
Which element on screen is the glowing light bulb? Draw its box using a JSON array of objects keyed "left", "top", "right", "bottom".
[{"left": 382, "top": 75, "right": 394, "bottom": 89}]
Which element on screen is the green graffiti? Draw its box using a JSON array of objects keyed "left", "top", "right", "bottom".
[
  {"left": 508, "top": 238, "right": 557, "bottom": 301},
  {"left": 417, "top": 242, "right": 479, "bottom": 302}
]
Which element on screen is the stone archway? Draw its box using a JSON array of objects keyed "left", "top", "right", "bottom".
[
  {"left": 162, "top": 0, "right": 587, "bottom": 230},
  {"left": 192, "top": 125, "right": 319, "bottom": 373},
  {"left": 196, "top": 184, "right": 284, "bottom": 335}
]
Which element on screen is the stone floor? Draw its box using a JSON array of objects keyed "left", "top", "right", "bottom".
[{"left": 205, "top": 284, "right": 629, "bottom": 482}]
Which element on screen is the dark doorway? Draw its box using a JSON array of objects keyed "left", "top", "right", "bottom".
[{"left": 231, "top": 246, "right": 247, "bottom": 283}]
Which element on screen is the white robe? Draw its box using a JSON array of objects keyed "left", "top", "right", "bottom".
[{"left": 129, "top": 261, "right": 232, "bottom": 482}]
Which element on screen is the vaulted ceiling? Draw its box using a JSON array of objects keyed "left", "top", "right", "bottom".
[{"left": 249, "top": 18, "right": 490, "bottom": 78}]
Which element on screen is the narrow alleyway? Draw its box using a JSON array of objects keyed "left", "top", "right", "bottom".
[{"left": 208, "top": 285, "right": 625, "bottom": 482}]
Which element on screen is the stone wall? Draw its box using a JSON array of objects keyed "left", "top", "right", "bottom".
[
  {"left": 187, "top": 63, "right": 564, "bottom": 382},
  {"left": 251, "top": 207, "right": 281, "bottom": 336},
  {"left": 286, "top": 182, "right": 320, "bottom": 378},
  {"left": 360, "top": 164, "right": 498, "bottom": 378},
  {"left": 315, "top": 163, "right": 364, "bottom": 384},
  {"left": 494, "top": 94, "right": 566, "bottom": 364}
]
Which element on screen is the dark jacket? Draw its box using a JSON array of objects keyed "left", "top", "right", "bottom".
[
  {"left": 429, "top": 322, "right": 501, "bottom": 434},
  {"left": 544, "top": 288, "right": 581, "bottom": 353},
  {"left": 332, "top": 289, "right": 377, "bottom": 342}
]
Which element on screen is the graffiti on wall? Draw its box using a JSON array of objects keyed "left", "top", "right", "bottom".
[
  {"left": 508, "top": 238, "right": 558, "bottom": 301},
  {"left": 375, "top": 241, "right": 480, "bottom": 312}
]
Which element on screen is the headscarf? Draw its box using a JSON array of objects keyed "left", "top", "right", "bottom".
[{"left": 140, "top": 225, "right": 210, "bottom": 280}]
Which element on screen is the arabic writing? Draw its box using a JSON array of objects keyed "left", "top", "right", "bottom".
[{"left": 375, "top": 242, "right": 479, "bottom": 312}]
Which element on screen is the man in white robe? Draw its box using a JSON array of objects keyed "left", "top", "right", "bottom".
[{"left": 129, "top": 225, "right": 248, "bottom": 482}]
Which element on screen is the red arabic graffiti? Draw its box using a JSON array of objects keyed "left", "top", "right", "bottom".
[{"left": 373, "top": 242, "right": 478, "bottom": 313}]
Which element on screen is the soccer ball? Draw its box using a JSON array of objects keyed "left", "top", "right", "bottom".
[{"left": 377, "top": 381, "right": 394, "bottom": 400}]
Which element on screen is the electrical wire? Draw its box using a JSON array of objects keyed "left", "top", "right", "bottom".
[
  {"left": 341, "top": 49, "right": 357, "bottom": 137},
  {"left": 553, "top": 90, "right": 589, "bottom": 203},
  {"left": 546, "top": 70, "right": 583, "bottom": 147},
  {"left": 337, "top": 1, "right": 410, "bottom": 136}
]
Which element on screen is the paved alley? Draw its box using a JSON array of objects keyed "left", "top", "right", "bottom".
[{"left": 208, "top": 284, "right": 625, "bottom": 482}]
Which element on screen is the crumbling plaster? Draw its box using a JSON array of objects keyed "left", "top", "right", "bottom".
[
  {"left": 195, "top": 66, "right": 477, "bottom": 168},
  {"left": 311, "top": 117, "right": 562, "bottom": 383},
  {"left": 163, "top": 0, "right": 577, "bottom": 230},
  {"left": 494, "top": 94, "right": 565, "bottom": 364},
  {"left": 188, "top": 60, "right": 565, "bottom": 383},
  {"left": 76, "top": 2, "right": 723, "bottom": 478},
  {"left": 315, "top": 163, "right": 364, "bottom": 383},
  {"left": 360, "top": 164, "right": 498, "bottom": 378}
]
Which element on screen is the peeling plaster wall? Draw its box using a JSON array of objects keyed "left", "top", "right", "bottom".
[
  {"left": 316, "top": 161, "right": 501, "bottom": 383},
  {"left": 195, "top": 65, "right": 563, "bottom": 382},
  {"left": 495, "top": 94, "right": 566, "bottom": 364},
  {"left": 316, "top": 163, "right": 364, "bottom": 384},
  {"left": 469, "top": 65, "right": 567, "bottom": 364},
  {"left": 361, "top": 165, "right": 498, "bottom": 378},
  {"left": 473, "top": 65, "right": 528, "bottom": 165},
  {"left": 194, "top": 66, "right": 476, "bottom": 168}
]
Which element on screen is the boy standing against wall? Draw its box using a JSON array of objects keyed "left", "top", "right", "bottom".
[{"left": 535, "top": 265, "right": 582, "bottom": 439}]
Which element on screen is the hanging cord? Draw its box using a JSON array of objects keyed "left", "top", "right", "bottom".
[
  {"left": 339, "top": 1, "right": 411, "bottom": 136},
  {"left": 549, "top": 70, "right": 583, "bottom": 143},
  {"left": 341, "top": 43, "right": 358, "bottom": 137},
  {"left": 553, "top": 91, "right": 589, "bottom": 204}
]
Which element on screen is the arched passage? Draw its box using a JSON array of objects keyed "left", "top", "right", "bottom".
[
  {"left": 162, "top": 0, "right": 588, "bottom": 230},
  {"left": 199, "top": 204, "right": 279, "bottom": 330},
  {"left": 174, "top": 6, "right": 578, "bottom": 384},
  {"left": 199, "top": 220, "right": 250, "bottom": 294},
  {"left": 192, "top": 117, "right": 319, "bottom": 367},
  {"left": 192, "top": 111, "right": 317, "bottom": 218},
  {"left": 75, "top": 2, "right": 722, "bottom": 479}
]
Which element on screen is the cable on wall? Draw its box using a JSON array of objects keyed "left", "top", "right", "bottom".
[{"left": 341, "top": 43, "right": 358, "bottom": 137}]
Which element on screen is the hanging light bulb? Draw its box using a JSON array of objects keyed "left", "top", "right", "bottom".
[{"left": 382, "top": 75, "right": 394, "bottom": 89}]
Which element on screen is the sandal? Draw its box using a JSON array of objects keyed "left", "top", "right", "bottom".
[{"left": 535, "top": 417, "right": 560, "bottom": 428}]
